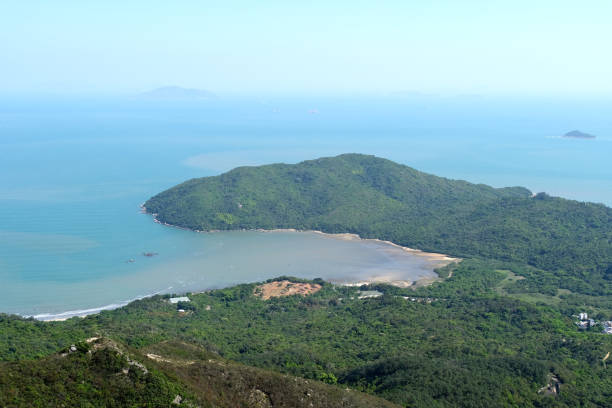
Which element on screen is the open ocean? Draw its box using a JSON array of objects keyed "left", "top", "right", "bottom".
[{"left": 0, "top": 95, "right": 610, "bottom": 319}]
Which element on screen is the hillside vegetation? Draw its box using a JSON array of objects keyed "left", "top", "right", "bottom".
[
  {"left": 145, "top": 154, "right": 612, "bottom": 295},
  {"left": 0, "top": 338, "right": 193, "bottom": 407},
  {"left": 0, "top": 336, "right": 397, "bottom": 408},
  {"left": 3, "top": 154, "right": 611, "bottom": 407},
  {"left": 1, "top": 266, "right": 611, "bottom": 407}
]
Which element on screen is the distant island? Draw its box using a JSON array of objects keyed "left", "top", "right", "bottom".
[
  {"left": 139, "top": 86, "right": 217, "bottom": 100},
  {"left": 563, "top": 130, "right": 596, "bottom": 139}
]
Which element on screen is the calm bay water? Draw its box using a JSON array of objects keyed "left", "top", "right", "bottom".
[{"left": 0, "top": 95, "right": 610, "bottom": 318}]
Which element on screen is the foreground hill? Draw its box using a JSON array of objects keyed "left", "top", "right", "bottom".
[
  {"left": 145, "top": 154, "right": 612, "bottom": 295},
  {"left": 1, "top": 270, "right": 611, "bottom": 407},
  {"left": 0, "top": 336, "right": 397, "bottom": 408}
]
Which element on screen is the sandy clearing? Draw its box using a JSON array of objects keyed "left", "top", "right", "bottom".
[{"left": 254, "top": 280, "right": 322, "bottom": 300}]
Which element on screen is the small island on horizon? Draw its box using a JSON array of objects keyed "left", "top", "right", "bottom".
[{"left": 563, "top": 129, "right": 596, "bottom": 139}]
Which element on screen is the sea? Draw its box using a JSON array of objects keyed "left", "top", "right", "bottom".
[{"left": 1, "top": 94, "right": 610, "bottom": 319}]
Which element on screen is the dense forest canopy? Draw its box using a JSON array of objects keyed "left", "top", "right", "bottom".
[
  {"left": 145, "top": 154, "right": 612, "bottom": 296},
  {"left": 1, "top": 262, "right": 611, "bottom": 407}
]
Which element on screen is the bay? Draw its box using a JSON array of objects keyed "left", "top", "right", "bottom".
[{"left": 0, "top": 95, "right": 610, "bottom": 318}]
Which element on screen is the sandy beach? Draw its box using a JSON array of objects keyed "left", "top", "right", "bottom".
[
  {"left": 257, "top": 229, "right": 460, "bottom": 287},
  {"left": 142, "top": 207, "right": 460, "bottom": 288}
]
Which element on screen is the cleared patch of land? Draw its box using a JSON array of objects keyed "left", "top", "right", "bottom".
[
  {"left": 254, "top": 280, "right": 322, "bottom": 300},
  {"left": 494, "top": 269, "right": 571, "bottom": 305},
  {"left": 494, "top": 269, "right": 525, "bottom": 293},
  {"left": 506, "top": 290, "right": 571, "bottom": 306}
]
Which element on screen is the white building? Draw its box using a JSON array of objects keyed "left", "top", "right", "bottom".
[{"left": 169, "top": 296, "right": 190, "bottom": 304}]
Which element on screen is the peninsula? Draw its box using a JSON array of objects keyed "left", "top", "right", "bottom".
[{"left": 145, "top": 153, "right": 612, "bottom": 297}]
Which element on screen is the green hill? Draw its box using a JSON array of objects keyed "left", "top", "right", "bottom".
[
  {"left": 0, "top": 337, "right": 398, "bottom": 408},
  {"left": 145, "top": 154, "right": 612, "bottom": 295},
  {"left": 0, "top": 338, "right": 193, "bottom": 407},
  {"left": 1, "top": 269, "right": 611, "bottom": 407},
  {"left": 142, "top": 341, "right": 400, "bottom": 408}
]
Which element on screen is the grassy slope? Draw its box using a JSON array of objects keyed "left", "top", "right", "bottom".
[
  {"left": 0, "top": 338, "right": 192, "bottom": 407},
  {"left": 143, "top": 341, "right": 400, "bottom": 408},
  {"left": 0, "top": 338, "right": 398, "bottom": 408},
  {"left": 145, "top": 154, "right": 612, "bottom": 296}
]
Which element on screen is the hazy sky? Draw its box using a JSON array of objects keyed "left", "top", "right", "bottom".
[{"left": 1, "top": 1, "right": 611, "bottom": 96}]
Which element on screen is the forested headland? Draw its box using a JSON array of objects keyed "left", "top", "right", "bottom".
[{"left": 146, "top": 154, "right": 612, "bottom": 296}]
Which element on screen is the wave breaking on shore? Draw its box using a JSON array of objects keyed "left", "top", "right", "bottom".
[{"left": 27, "top": 287, "right": 173, "bottom": 321}]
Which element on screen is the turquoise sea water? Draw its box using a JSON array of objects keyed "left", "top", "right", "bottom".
[{"left": 1, "top": 95, "right": 610, "bottom": 318}]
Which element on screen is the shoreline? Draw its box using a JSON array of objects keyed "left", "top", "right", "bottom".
[
  {"left": 26, "top": 286, "right": 174, "bottom": 322},
  {"left": 17, "top": 206, "right": 460, "bottom": 322},
  {"left": 142, "top": 204, "right": 458, "bottom": 265},
  {"left": 31, "top": 272, "right": 446, "bottom": 322},
  {"left": 142, "top": 204, "right": 460, "bottom": 288},
  {"left": 29, "top": 273, "right": 453, "bottom": 322},
  {"left": 260, "top": 229, "right": 459, "bottom": 287},
  {"left": 140, "top": 203, "right": 462, "bottom": 264}
]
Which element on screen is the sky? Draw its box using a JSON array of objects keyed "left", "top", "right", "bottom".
[{"left": 1, "top": 1, "right": 611, "bottom": 96}]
